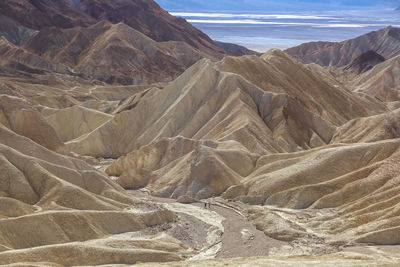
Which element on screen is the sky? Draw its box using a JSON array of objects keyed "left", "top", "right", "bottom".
[
  {"left": 155, "top": 0, "right": 400, "bottom": 12},
  {"left": 154, "top": 0, "right": 400, "bottom": 52}
]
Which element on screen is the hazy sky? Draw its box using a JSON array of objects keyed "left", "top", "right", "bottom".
[
  {"left": 155, "top": 0, "right": 400, "bottom": 52},
  {"left": 156, "top": 0, "right": 399, "bottom": 12}
]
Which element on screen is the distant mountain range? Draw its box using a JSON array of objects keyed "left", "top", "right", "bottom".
[
  {"left": 285, "top": 26, "right": 400, "bottom": 67},
  {"left": 0, "top": 0, "right": 256, "bottom": 84}
]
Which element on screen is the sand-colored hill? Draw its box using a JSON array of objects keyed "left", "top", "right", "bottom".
[
  {"left": 0, "top": 119, "right": 190, "bottom": 265},
  {"left": 68, "top": 51, "right": 386, "bottom": 158},
  {"left": 67, "top": 58, "right": 287, "bottom": 157},
  {"left": 106, "top": 132, "right": 400, "bottom": 240},
  {"left": 229, "top": 139, "right": 399, "bottom": 206},
  {"left": 332, "top": 108, "right": 400, "bottom": 143},
  {"left": 218, "top": 50, "right": 385, "bottom": 124},
  {"left": 225, "top": 141, "right": 400, "bottom": 246},
  {"left": 106, "top": 136, "right": 258, "bottom": 199}
]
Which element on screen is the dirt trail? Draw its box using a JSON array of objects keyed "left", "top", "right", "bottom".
[
  {"left": 128, "top": 190, "right": 286, "bottom": 259},
  {"left": 124, "top": 190, "right": 400, "bottom": 262},
  {"left": 192, "top": 200, "right": 287, "bottom": 258}
]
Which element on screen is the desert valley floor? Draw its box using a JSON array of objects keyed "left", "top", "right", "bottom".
[{"left": 0, "top": 0, "right": 400, "bottom": 266}]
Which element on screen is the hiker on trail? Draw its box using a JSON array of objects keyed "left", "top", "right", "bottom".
[
  {"left": 208, "top": 202, "right": 211, "bottom": 209},
  {"left": 204, "top": 202, "right": 207, "bottom": 208}
]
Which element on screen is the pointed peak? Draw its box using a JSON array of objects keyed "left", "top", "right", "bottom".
[
  {"left": 384, "top": 25, "right": 400, "bottom": 40},
  {"left": 261, "top": 48, "right": 296, "bottom": 63}
]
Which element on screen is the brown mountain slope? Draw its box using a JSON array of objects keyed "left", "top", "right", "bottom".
[
  {"left": 0, "top": 0, "right": 257, "bottom": 84},
  {"left": 0, "top": 0, "right": 227, "bottom": 58},
  {"left": 78, "top": 0, "right": 226, "bottom": 57},
  {"left": 0, "top": 0, "right": 95, "bottom": 30},
  {"left": 285, "top": 26, "right": 400, "bottom": 67},
  {"left": 0, "top": 38, "right": 71, "bottom": 74},
  {"left": 23, "top": 21, "right": 208, "bottom": 84},
  {"left": 0, "top": 15, "right": 36, "bottom": 45}
]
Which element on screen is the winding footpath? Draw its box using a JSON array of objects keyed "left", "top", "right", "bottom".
[
  {"left": 192, "top": 200, "right": 287, "bottom": 258},
  {"left": 129, "top": 190, "right": 286, "bottom": 259}
]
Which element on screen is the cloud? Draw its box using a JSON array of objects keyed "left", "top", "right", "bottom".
[
  {"left": 171, "top": 12, "right": 335, "bottom": 20},
  {"left": 186, "top": 18, "right": 390, "bottom": 28}
]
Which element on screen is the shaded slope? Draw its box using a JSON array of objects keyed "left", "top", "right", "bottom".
[
  {"left": 78, "top": 0, "right": 226, "bottom": 58},
  {"left": 351, "top": 54, "right": 400, "bottom": 102},
  {"left": 344, "top": 50, "right": 385, "bottom": 74},
  {"left": 214, "top": 41, "right": 261, "bottom": 57}
]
